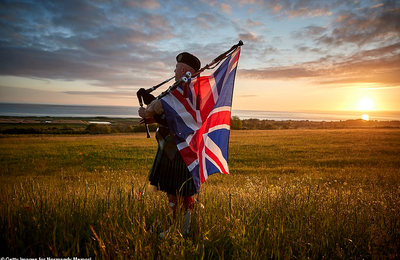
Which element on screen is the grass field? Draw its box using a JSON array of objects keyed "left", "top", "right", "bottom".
[{"left": 1, "top": 129, "right": 399, "bottom": 259}]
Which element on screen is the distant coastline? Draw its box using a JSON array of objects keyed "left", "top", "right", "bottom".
[{"left": 0, "top": 102, "right": 399, "bottom": 122}]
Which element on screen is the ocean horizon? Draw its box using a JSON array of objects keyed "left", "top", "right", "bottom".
[{"left": 0, "top": 102, "right": 399, "bottom": 122}]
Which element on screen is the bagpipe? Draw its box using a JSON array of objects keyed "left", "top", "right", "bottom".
[{"left": 137, "top": 40, "right": 243, "bottom": 138}]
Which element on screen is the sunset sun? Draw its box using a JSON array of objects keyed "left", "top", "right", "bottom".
[
  {"left": 358, "top": 97, "right": 374, "bottom": 111},
  {"left": 361, "top": 114, "right": 369, "bottom": 121},
  {"left": 357, "top": 97, "right": 374, "bottom": 121}
]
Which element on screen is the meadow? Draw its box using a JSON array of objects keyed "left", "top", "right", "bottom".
[{"left": 1, "top": 129, "right": 399, "bottom": 259}]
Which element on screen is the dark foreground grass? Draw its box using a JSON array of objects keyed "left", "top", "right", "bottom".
[{"left": 1, "top": 129, "right": 400, "bottom": 259}]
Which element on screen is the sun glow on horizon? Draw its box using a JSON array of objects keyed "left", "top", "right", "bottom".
[
  {"left": 361, "top": 114, "right": 369, "bottom": 121},
  {"left": 358, "top": 97, "right": 374, "bottom": 111}
]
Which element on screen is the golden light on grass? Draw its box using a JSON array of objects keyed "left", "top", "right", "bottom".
[{"left": 1, "top": 131, "right": 400, "bottom": 258}]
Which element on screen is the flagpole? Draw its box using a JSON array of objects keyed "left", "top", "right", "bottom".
[
  {"left": 154, "top": 40, "right": 244, "bottom": 100},
  {"left": 192, "top": 40, "right": 243, "bottom": 78}
]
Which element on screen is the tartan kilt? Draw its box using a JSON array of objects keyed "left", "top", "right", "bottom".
[{"left": 149, "top": 146, "right": 197, "bottom": 197}]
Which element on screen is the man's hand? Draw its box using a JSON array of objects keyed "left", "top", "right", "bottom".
[
  {"left": 139, "top": 99, "right": 160, "bottom": 119},
  {"left": 140, "top": 117, "right": 156, "bottom": 125},
  {"left": 138, "top": 107, "right": 147, "bottom": 118},
  {"left": 138, "top": 107, "right": 156, "bottom": 124}
]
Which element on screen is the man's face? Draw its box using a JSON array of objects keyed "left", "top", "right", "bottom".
[{"left": 174, "top": 63, "right": 186, "bottom": 81}]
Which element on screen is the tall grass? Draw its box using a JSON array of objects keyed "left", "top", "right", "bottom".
[{"left": 1, "top": 129, "right": 399, "bottom": 259}]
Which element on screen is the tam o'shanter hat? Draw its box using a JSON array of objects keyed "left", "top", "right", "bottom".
[{"left": 176, "top": 52, "right": 201, "bottom": 72}]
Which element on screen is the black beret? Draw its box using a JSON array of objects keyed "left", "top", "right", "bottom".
[{"left": 176, "top": 52, "right": 201, "bottom": 72}]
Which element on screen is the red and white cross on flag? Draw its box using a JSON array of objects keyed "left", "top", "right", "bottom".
[{"left": 161, "top": 46, "right": 241, "bottom": 192}]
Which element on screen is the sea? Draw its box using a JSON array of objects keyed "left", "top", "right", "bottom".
[{"left": 0, "top": 103, "right": 399, "bottom": 121}]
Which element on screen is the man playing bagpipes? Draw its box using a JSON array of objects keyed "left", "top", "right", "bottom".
[
  {"left": 138, "top": 52, "right": 201, "bottom": 238},
  {"left": 138, "top": 41, "right": 242, "bottom": 238}
]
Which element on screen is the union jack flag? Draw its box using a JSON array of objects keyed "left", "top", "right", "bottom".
[{"left": 161, "top": 47, "right": 241, "bottom": 192}]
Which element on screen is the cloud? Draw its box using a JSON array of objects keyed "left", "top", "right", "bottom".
[
  {"left": 0, "top": 85, "right": 76, "bottom": 104},
  {"left": 194, "top": 12, "right": 220, "bottom": 29},
  {"left": 315, "top": 45, "right": 400, "bottom": 86},
  {"left": 295, "top": 45, "right": 325, "bottom": 54},
  {"left": 263, "top": 46, "right": 279, "bottom": 55},
  {"left": 238, "top": 32, "right": 263, "bottom": 43},
  {"left": 239, "top": 42, "right": 400, "bottom": 87},
  {"left": 0, "top": 43, "right": 172, "bottom": 89},
  {"left": 220, "top": 3, "right": 232, "bottom": 14},
  {"left": 0, "top": 0, "right": 178, "bottom": 89},
  {"left": 291, "top": 25, "right": 327, "bottom": 40},
  {"left": 240, "top": 66, "right": 319, "bottom": 80},
  {"left": 260, "top": 0, "right": 335, "bottom": 18},
  {"left": 317, "top": 4, "right": 400, "bottom": 47},
  {"left": 370, "top": 3, "right": 385, "bottom": 9},
  {"left": 245, "top": 18, "right": 263, "bottom": 27},
  {"left": 1, "top": 0, "right": 399, "bottom": 98},
  {"left": 122, "top": 0, "right": 161, "bottom": 9},
  {"left": 199, "top": 0, "right": 233, "bottom": 14},
  {"left": 63, "top": 90, "right": 136, "bottom": 99}
]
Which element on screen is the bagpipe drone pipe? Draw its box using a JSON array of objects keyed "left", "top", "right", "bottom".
[{"left": 136, "top": 40, "right": 243, "bottom": 138}]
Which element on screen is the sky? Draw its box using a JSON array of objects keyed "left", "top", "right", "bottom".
[{"left": 0, "top": 0, "right": 399, "bottom": 114}]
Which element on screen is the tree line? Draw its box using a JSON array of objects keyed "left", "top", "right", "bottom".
[
  {"left": 0, "top": 123, "right": 158, "bottom": 135},
  {"left": 1, "top": 116, "right": 398, "bottom": 135}
]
